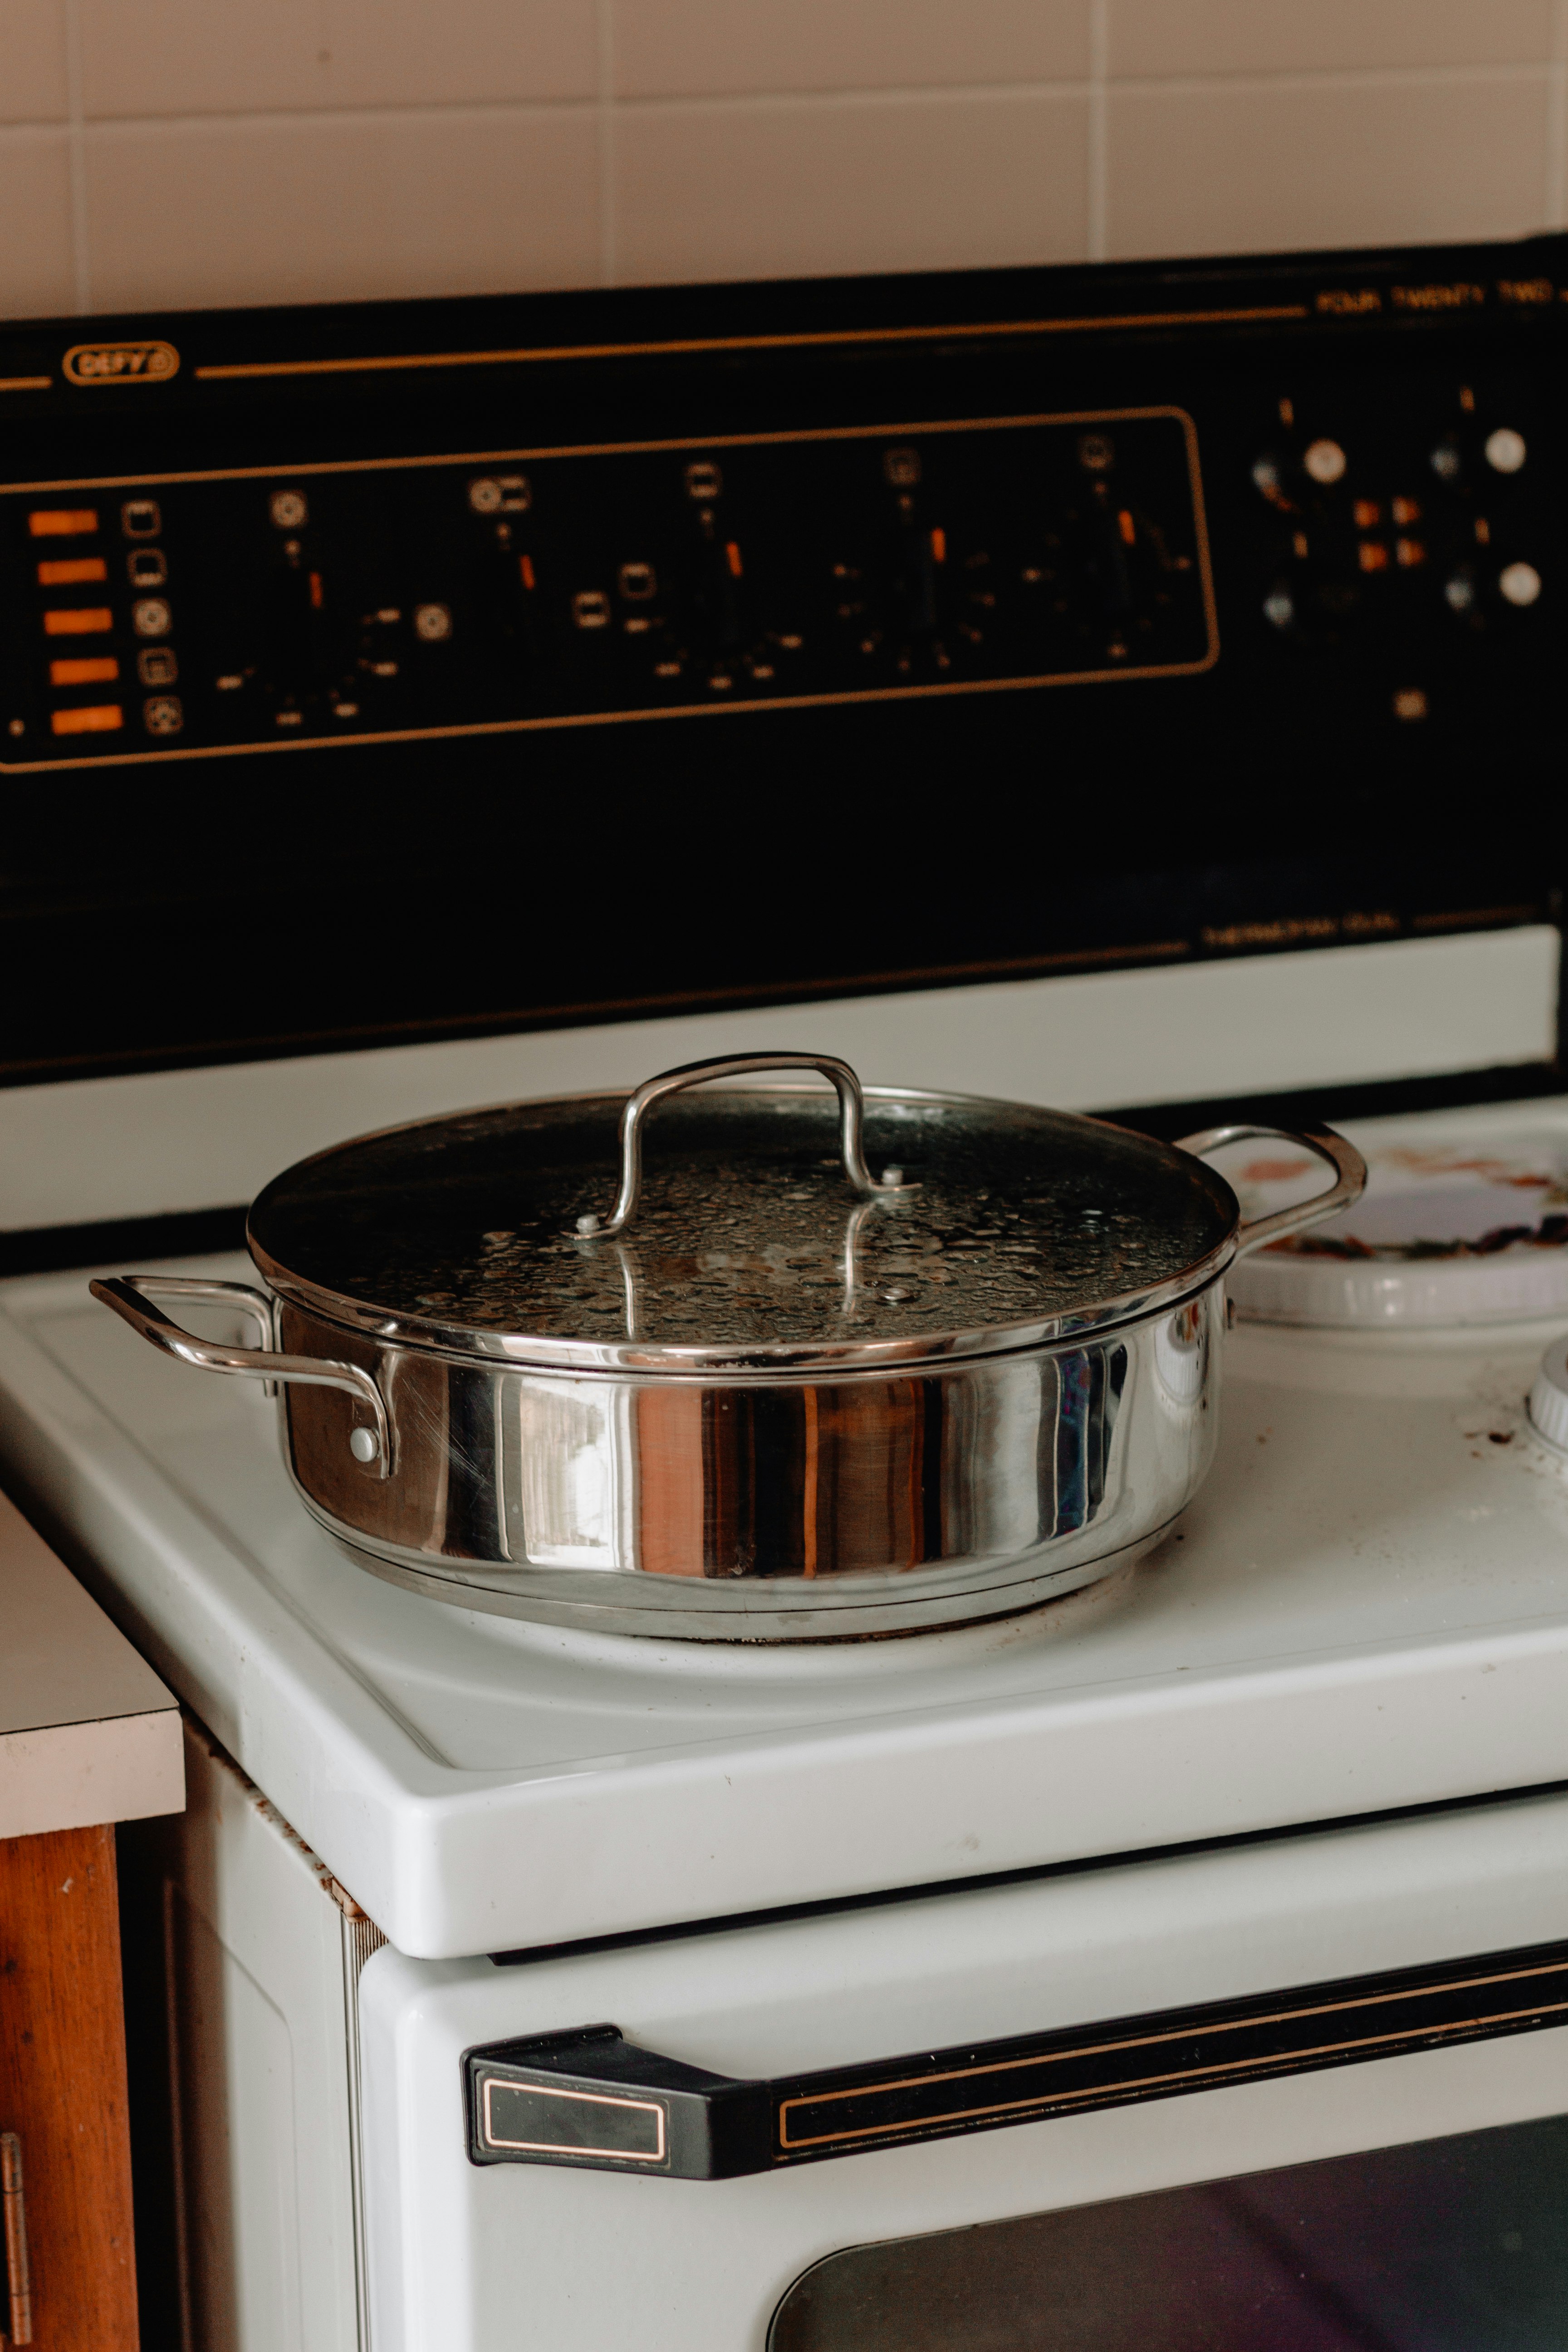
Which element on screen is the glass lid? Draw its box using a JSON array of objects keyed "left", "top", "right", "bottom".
[{"left": 247, "top": 1053, "right": 1238, "bottom": 1370}]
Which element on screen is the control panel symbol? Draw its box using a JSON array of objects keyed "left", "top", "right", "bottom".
[
  {"left": 121, "top": 499, "right": 161, "bottom": 538},
  {"left": 270, "top": 489, "right": 309, "bottom": 530},
  {"left": 573, "top": 591, "right": 611, "bottom": 630},
  {"left": 1078, "top": 434, "right": 1115, "bottom": 473},
  {"left": 132, "top": 597, "right": 172, "bottom": 637},
  {"left": 1499, "top": 561, "right": 1542, "bottom": 607},
  {"left": 1485, "top": 428, "right": 1527, "bottom": 475},
  {"left": 684, "top": 462, "right": 721, "bottom": 501},
  {"left": 883, "top": 447, "right": 921, "bottom": 487},
  {"left": 618, "top": 563, "right": 657, "bottom": 602},
  {"left": 1303, "top": 439, "right": 1347, "bottom": 485},
  {"left": 1430, "top": 441, "right": 1461, "bottom": 483},
  {"left": 414, "top": 603, "right": 453, "bottom": 641},
  {"left": 469, "top": 475, "right": 530, "bottom": 514},
  {"left": 30, "top": 508, "right": 98, "bottom": 538},
  {"left": 137, "top": 647, "right": 177, "bottom": 686},
  {"left": 128, "top": 548, "right": 167, "bottom": 586},
  {"left": 142, "top": 695, "right": 182, "bottom": 734},
  {"left": 1444, "top": 570, "right": 1476, "bottom": 612}
]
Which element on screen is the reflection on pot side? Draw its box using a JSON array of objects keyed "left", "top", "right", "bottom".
[{"left": 276, "top": 1293, "right": 1220, "bottom": 1637}]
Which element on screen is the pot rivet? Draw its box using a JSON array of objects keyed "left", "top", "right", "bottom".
[
  {"left": 882, "top": 1166, "right": 905, "bottom": 1187},
  {"left": 576, "top": 1213, "right": 602, "bottom": 1235},
  {"left": 349, "top": 1427, "right": 378, "bottom": 1463}
]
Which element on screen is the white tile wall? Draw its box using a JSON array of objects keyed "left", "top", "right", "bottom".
[{"left": 0, "top": 0, "right": 1564, "bottom": 318}]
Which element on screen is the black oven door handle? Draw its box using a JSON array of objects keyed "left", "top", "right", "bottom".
[{"left": 463, "top": 1935, "right": 1568, "bottom": 2179}]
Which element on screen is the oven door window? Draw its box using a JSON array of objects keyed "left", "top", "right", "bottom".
[{"left": 769, "top": 2113, "right": 1568, "bottom": 2350}]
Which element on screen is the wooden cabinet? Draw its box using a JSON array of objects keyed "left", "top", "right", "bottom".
[
  {"left": 0, "top": 1487, "right": 184, "bottom": 2351},
  {"left": 0, "top": 1826, "right": 138, "bottom": 2349}
]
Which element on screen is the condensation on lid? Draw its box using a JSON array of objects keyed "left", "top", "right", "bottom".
[
  {"left": 247, "top": 1084, "right": 1237, "bottom": 1369},
  {"left": 1229, "top": 1133, "right": 1568, "bottom": 1327}
]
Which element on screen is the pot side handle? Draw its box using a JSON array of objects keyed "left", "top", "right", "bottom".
[
  {"left": 89, "top": 1274, "right": 392, "bottom": 1478},
  {"left": 1172, "top": 1124, "right": 1367, "bottom": 1260}
]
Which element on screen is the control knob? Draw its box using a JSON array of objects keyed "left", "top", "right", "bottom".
[
  {"left": 1302, "top": 439, "right": 1347, "bottom": 485},
  {"left": 1529, "top": 1338, "right": 1568, "bottom": 1452}
]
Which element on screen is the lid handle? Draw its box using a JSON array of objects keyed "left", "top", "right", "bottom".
[{"left": 573, "top": 1052, "right": 914, "bottom": 1240}]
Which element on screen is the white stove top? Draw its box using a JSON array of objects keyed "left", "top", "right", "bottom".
[{"left": 4, "top": 1098, "right": 1568, "bottom": 1959}]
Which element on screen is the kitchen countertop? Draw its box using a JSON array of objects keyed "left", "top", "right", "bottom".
[{"left": 0, "top": 1484, "right": 182, "bottom": 1839}]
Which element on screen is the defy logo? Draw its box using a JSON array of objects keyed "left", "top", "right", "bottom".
[{"left": 62, "top": 339, "right": 180, "bottom": 387}]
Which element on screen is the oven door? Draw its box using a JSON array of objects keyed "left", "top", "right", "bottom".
[{"left": 360, "top": 1788, "right": 1568, "bottom": 2352}]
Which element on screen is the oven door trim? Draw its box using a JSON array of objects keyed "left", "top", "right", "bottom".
[{"left": 463, "top": 1934, "right": 1568, "bottom": 2178}]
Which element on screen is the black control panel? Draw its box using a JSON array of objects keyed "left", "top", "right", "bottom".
[
  {"left": 1, "top": 410, "right": 1214, "bottom": 762},
  {"left": 0, "top": 238, "right": 1563, "bottom": 1083}
]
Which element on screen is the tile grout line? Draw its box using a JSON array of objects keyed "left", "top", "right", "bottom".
[
  {"left": 597, "top": 0, "right": 616, "bottom": 288},
  {"left": 1549, "top": 0, "right": 1568, "bottom": 227},
  {"left": 46, "top": 57, "right": 1555, "bottom": 144},
  {"left": 1087, "top": 0, "right": 1109, "bottom": 262},
  {"left": 61, "top": 0, "right": 90, "bottom": 314}
]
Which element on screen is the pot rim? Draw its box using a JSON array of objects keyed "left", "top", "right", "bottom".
[
  {"left": 267, "top": 1265, "right": 1227, "bottom": 1383},
  {"left": 247, "top": 1079, "right": 1242, "bottom": 1375}
]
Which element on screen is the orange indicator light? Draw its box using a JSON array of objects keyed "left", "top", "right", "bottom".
[
  {"left": 1396, "top": 538, "right": 1426, "bottom": 568},
  {"left": 519, "top": 554, "right": 536, "bottom": 590},
  {"left": 1353, "top": 500, "right": 1380, "bottom": 529},
  {"left": 29, "top": 508, "right": 98, "bottom": 537},
  {"left": 49, "top": 656, "right": 118, "bottom": 686},
  {"left": 931, "top": 527, "right": 947, "bottom": 563},
  {"left": 1357, "top": 543, "right": 1390, "bottom": 573},
  {"left": 44, "top": 606, "right": 113, "bottom": 634},
  {"left": 725, "top": 541, "right": 743, "bottom": 578},
  {"left": 1117, "top": 510, "right": 1136, "bottom": 546},
  {"left": 37, "top": 556, "right": 107, "bottom": 586},
  {"left": 50, "top": 703, "right": 122, "bottom": 735},
  {"left": 309, "top": 571, "right": 323, "bottom": 609},
  {"left": 1391, "top": 496, "right": 1422, "bottom": 526}
]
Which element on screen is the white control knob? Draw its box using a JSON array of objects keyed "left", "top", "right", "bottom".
[
  {"left": 1499, "top": 561, "right": 1542, "bottom": 607},
  {"left": 1485, "top": 427, "right": 1527, "bottom": 474},
  {"left": 1529, "top": 1338, "right": 1568, "bottom": 1453},
  {"left": 1303, "top": 438, "right": 1346, "bottom": 485}
]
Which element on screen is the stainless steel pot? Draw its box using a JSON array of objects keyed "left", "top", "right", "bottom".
[{"left": 92, "top": 1051, "right": 1363, "bottom": 1640}]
